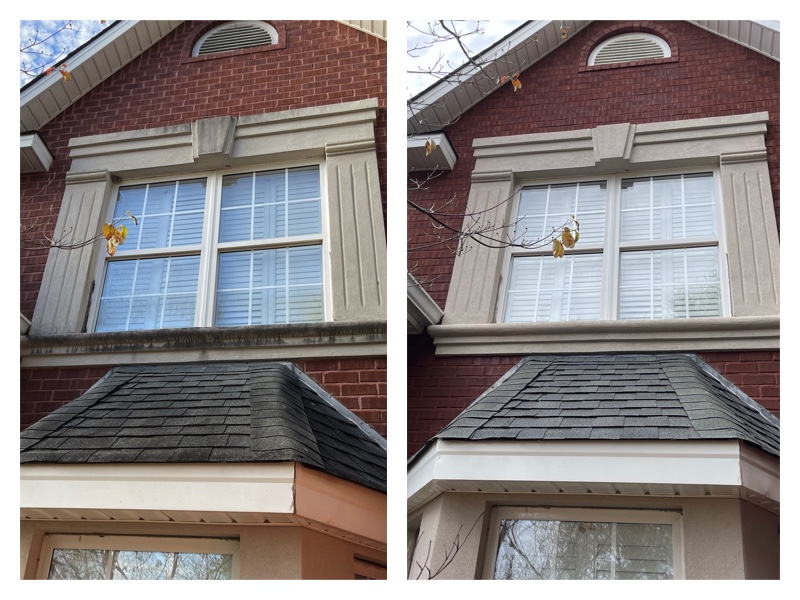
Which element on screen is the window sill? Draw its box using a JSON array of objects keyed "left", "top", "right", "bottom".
[
  {"left": 20, "top": 320, "right": 386, "bottom": 367},
  {"left": 427, "top": 316, "right": 779, "bottom": 355}
]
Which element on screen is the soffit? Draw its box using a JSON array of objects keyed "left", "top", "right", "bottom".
[
  {"left": 407, "top": 20, "right": 779, "bottom": 137},
  {"left": 20, "top": 20, "right": 183, "bottom": 134},
  {"left": 338, "top": 20, "right": 387, "bottom": 41}
]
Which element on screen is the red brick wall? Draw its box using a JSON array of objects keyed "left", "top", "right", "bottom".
[
  {"left": 21, "top": 20, "right": 386, "bottom": 319},
  {"left": 21, "top": 357, "right": 387, "bottom": 436},
  {"left": 408, "top": 333, "right": 780, "bottom": 457},
  {"left": 698, "top": 351, "right": 780, "bottom": 418},
  {"left": 408, "top": 20, "right": 780, "bottom": 307}
]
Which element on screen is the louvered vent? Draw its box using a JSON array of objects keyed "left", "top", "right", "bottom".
[
  {"left": 194, "top": 22, "right": 276, "bottom": 56},
  {"left": 590, "top": 34, "right": 669, "bottom": 66}
]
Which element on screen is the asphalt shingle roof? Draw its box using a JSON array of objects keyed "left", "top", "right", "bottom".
[
  {"left": 432, "top": 354, "right": 779, "bottom": 457},
  {"left": 20, "top": 362, "right": 387, "bottom": 493}
]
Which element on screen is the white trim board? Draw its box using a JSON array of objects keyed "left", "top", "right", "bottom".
[{"left": 407, "top": 439, "right": 779, "bottom": 514}]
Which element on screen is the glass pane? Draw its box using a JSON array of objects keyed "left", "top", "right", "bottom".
[
  {"left": 95, "top": 256, "right": 200, "bottom": 332},
  {"left": 494, "top": 519, "right": 673, "bottom": 580},
  {"left": 112, "top": 179, "right": 206, "bottom": 251},
  {"left": 619, "top": 247, "right": 721, "bottom": 319},
  {"left": 215, "top": 245, "right": 323, "bottom": 326},
  {"left": 219, "top": 166, "right": 321, "bottom": 242},
  {"left": 47, "top": 549, "right": 232, "bottom": 580},
  {"left": 516, "top": 181, "right": 606, "bottom": 245},
  {"left": 620, "top": 173, "right": 716, "bottom": 242},
  {"left": 505, "top": 254, "right": 603, "bottom": 322}
]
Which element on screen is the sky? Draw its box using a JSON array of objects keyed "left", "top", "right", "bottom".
[
  {"left": 19, "top": 20, "right": 111, "bottom": 86},
  {"left": 406, "top": 20, "right": 526, "bottom": 97}
]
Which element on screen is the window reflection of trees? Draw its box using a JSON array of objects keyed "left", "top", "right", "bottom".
[
  {"left": 47, "top": 549, "right": 233, "bottom": 580},
  {"left": 494, "top": 519, "right": 673, "bottom": 580}
]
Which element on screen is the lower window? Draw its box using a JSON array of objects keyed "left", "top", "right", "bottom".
[
  {"left": 38, "top": 535, "right": 240, "bottom": 580},
  {"left": 484, "top": 507, "right": 683, "bottom": 580}
]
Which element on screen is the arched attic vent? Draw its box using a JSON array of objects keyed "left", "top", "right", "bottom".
[
  {"left": 192, "top": 21, "right": 279, "bottom": 56},
  {"left": 588, "top": 32, "right": 670, "bottom": 66}
]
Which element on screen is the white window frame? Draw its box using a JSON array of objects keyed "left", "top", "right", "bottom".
[
  {"left": 482, "top": 506, "right": 685, "bottom": 580},
  {"left": 497, "top": 168, "right": 730, "bottom": 323},
  {"left": 88, "top": 159, "right": 331, "bottom": 332},
  {"left": 36, "top": 534, "right": 241, "bottom": 580}
]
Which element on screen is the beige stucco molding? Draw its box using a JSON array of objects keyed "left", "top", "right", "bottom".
[
  {"left": 440, "top": 112, "right": 779, "bottom": 345},
  {"left": 31, "top": 98, "right": 386, "bottom": 335},
  {"left": 428, "top": 315, "right": 778, "bottom": 355},
  {"left": 20, "top": 320, "right": 386, "bottom": 368}
]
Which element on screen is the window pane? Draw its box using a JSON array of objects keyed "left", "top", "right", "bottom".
[
  {"left": 516, "top": 181, "right": 606, "bottom": 245},
  {"left": 494, "top": 519, "right": 674, "bottom": 580},
  {"left": 113, "top": 179, "right": 206, "bottom": 250},
  {"left": 619, "top": 247, "right": 721, "bottom": 319},
  {"left": 219, "top": 166, "right": 321, "bottom": 242},
  {"left": 215, "top": 245, "right": 323, "bottom": 326},
  {"left": 95, "top": 256, "right": 200, "bottom": 331},
  {"left": 505, "top": 254, "right": 603, "bottom": 322},
  {"left": 47, "top": 549, "right": 232, "bottom": 580},
  {"left": 620, "top": 173, "right": 716, "bottom": 242}
]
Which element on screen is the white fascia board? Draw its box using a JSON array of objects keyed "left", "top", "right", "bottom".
[
  {"left": 408, "top": 439, "right": 779, "bottom": 510},
  {"left": 21, "top": 463, "right": 296, "bottom": 514},
  {"left": 407, "top": 133, "right": 458, "bottom": 172},
  {"left": 407, "top": 272, "right": 443, "bottom": 333},
  {"left": 20, "top": 313, "right": 32, "bottom": 335},
  {"left": 20, "top": 132, "right": 53, "bottom": 172}
]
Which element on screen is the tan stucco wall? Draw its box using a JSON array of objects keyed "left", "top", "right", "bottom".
[
  {"left": 22, "top": 518, "right": 386, "bottom": 580},
  {"left": 740, "top": 500, "right": 780, "bottom": 579},
  {"left": 409, "top": 492, "right": 777, "bottom": 580},
  {"left": 682, "top": 498, "right": 745, "bottom": 579},
  {"left": 300, "top": 528, "right": 386, "bottom": 579}
]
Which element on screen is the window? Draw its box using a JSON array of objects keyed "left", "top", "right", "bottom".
[
  {"left": 588, "top": 33, "right": 670, "bottom": 66},
  {"left": 484, "top": 507, "right": 683, "bottom": 580},
  {"left": 502, "top": 171, "right": 725, "bottom": 323},
  {"left": 38, "top": 535, "right": 240, "bottom": 580},
  {"left": 192, "top": 21, "right": 278, "bottom": 56},
  {"left": 93, "top": 164, "right": 326, "bottom": 332}
]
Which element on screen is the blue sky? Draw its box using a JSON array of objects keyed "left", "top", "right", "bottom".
[{"left": 20, "top": 20, "right": 111, "bottom": 86}]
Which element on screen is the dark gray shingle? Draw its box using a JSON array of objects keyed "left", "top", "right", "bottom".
[
  {"left": 432, "top": 354, "right": 779, "bottom": 457},
  {"left": 20, "top": 362, "right": 387, "bottom": 493}
]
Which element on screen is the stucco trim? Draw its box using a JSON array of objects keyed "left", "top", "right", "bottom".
[
  {"left": 439, "top": 112, "right": 779, "bottom": 351},
  {"left": 31, "top": 98, "right": 386, "bottom": 335},
  {"left": 407, "top": 439, "right": 780, "bottom": 515},
  {"left": 20, "top": 320, "right": 387, "bottom": 368},
  {"left": 427, "top": 315, "right": 778, "bottom": 355}
]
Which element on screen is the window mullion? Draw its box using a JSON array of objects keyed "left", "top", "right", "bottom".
[
  {"left": 196, "top": 173, "right": 220, "bottom": 327},
  {"left": 603, "top": 175, "right": 619, "bottom": 320}
]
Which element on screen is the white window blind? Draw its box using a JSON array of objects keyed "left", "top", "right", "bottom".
[{"left": 94, "top": 166, "right": 324, "bottom": 332}]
